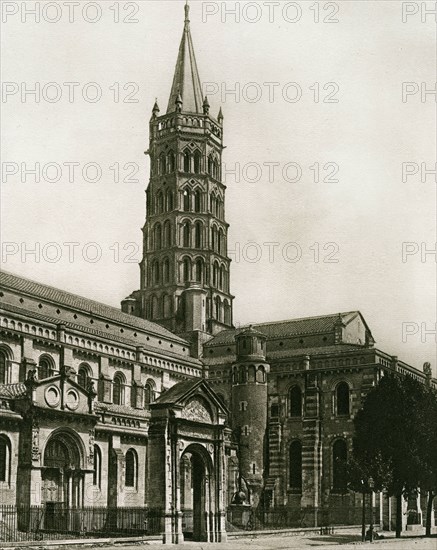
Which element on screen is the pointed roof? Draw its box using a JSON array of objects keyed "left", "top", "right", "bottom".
[{"left": 167, "top": 2, "right": 203, "bottom": 114}]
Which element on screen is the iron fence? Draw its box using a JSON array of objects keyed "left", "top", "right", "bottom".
[
  {"left": 0, "top": 505, "right": 162, "bottom": 543},
  {"left": 227, "top": 505, "right": 371, "bottom": 531}
]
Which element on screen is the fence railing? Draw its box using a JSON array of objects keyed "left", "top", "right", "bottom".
[
  {"left": 226, "top": 505, "right": 372, "bottom": 531},
  {"left": 0, "top": 505, "right": 162, "bottom": 543}
]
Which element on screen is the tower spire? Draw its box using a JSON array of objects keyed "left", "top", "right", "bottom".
[{"left": 167, "top": 1, "right": 203, "bottom": 114}]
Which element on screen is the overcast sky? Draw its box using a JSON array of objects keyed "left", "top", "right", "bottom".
[{"left": 1, "top": 1, "right": 436, "bottom": 375}]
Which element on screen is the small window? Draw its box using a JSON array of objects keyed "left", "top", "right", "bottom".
[
  {"left": 78, "top": 364, "right": 90, "bottom": 389},
  {"left": 289, "top": 386, "right": 302, "bottom": 417},
  {"left": 0, "top": 435, "right": 11, "bottom": 484},
  {"left": 113, "top": 373, "right": 125, "bottom": 405},
  {"left": 125, "top": 449, "right": 138, "bottom": 488},
  {"left": 289, "top": 440, "right": 302, "bottom": 491},
  {"left": 144, "top": 382, "right": 154, "bottom": 407},
  {"left": 39, "top": 356, "right": 54, "bottom": 379},
  {"left": 332, "top": 440, "right": 348, "bottom": 492},
  {"left": 336, "top": 382, "right": 350, "bottom": 416},
  {"left": 93, "top": 445, "right": 102, "bottom": 488},
  {"left": 0, "top": 351, "right": 7, "bottom": 384}
]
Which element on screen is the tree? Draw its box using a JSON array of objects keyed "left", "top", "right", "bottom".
[{"left": 351, "top": 374, "right": 437, "bottom": 538}]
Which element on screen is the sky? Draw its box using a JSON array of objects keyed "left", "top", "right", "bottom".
[{"left": 1, "top": 0, "right": 436, "bottom": 375}]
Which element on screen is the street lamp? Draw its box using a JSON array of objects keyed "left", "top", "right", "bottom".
[
  {"left": 368, "top": 477, "right": 374, "bottom": 543},
  {"left": 361, "top": 480, "right": 366, "bottom": 542}
]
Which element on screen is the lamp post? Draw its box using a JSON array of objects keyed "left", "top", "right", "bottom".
[
  {"left": 368, "top": 477, "right": 374, "bottom": 543},
  {"left": 361, "top": 480, "right": 366, "bottom": 543}
]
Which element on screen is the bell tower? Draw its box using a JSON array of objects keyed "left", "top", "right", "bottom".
[{"left": 122, "top": 2, "right": 234, "bottom": 341}]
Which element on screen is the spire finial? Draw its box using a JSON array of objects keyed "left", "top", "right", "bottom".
[{"left": 184, "top": 0, "right": 190, "bottom": 26}]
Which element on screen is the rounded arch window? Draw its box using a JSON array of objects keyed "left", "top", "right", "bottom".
[
  {"left": 183, "top": 257, "right": 192, "bottom": 282},
  {"left": 0, "top": 349, "right": 9, "bottom": 384},
  {"left": 77, "top": 363, "right": 91, "bottom": 389},
  {"left": 113, "top": 372, "right": 125, "bottom": 405},
  {"left": 144, "top": 380, "right": 155, "bottom": 408},
  {"left": 289, "top": 386, "right": 302, "bottom": 417},
  {"left": 332, "top": 439, "right": 348, "bottom": 492},
  {"left": 256, "top": 365, "right": 266, "bottom": 383},
  {"left": 39, "top": 355, "right": 55, "bottom": 379},
  {"left": 194, "top": 222, "right": 202, "bottom": 249},
  {"left": 125, "top": 449, "right": 138, "bottom": 488},
  {"left": 289, "top": 440, "right": 302, "bottom": 491},
  {"left": 336, "top": 382, "right": 350, "bottom": 416},
  {"left": 93, "top": 444, "right": 102, "bottom": 488},
  {"left": 0, "top": 435, "right": 11, "bottom": 483}
]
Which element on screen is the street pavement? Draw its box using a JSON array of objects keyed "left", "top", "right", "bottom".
[{"left": 32, "top": 531, "right": 435, "bottom": 550}]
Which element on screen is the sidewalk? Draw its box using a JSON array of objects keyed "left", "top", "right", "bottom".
[{"left": 2, "top": 530, "right": 436, "bottom": 550}]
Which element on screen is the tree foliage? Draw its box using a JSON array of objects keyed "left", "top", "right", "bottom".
[{"left": 351, "top": 373, "right": 437, "bottom": 536}]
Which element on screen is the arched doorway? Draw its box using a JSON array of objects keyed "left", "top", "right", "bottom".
[
  {"left": 180, "top": 445, "right": 212, "bottom": 542},
  {"left": 41, "top": 431, "right": 84, "bottom": 530}
]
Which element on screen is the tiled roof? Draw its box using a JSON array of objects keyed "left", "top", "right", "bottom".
[
  {"left": 203, "top": 344, "right": 369, "bottom": 366},
  {"left": 0, "top": 270, "right": 187, "bottom": 344},
  {"left": 154, "top": 379, "right": 201, "bottom": 405},
  {"left": 0, "top": 383, "right": 27, "bottom": 398},
  {"left": 1, "top": 301, "right": 202, "bottom": 367},
  {"left": 206, "top": 312, "right": 360, "bottom": 347}
]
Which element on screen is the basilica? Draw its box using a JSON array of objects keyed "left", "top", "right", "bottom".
[{"left": 0, "top": 3, "right": 435, "bottom": 544}]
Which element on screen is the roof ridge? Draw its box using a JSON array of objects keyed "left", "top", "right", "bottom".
[
  {"left": 0, "top": 270, "right": 187, "bottom": 344},
  {"left": 240, "top": 311, "right": 359, "bottom": 328}
]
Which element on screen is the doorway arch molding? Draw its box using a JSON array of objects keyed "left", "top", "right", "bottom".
[{"left": 149, "top": 379, "right": 229, "bottom": 544}]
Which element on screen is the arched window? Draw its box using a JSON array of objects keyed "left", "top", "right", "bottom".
[
  {"left": 163, "top": 221, "right": 172, "bottom": 247},
  {"left": 39, "top": 356, "right": 54, "bottom": 379},
  {"left": 167, "top": 151, "right": 175, "bottom": 173},
  {"left": 193, "top": 150, "right": 201, "bottom": 174},
  {"left": 151, "top": 295, "right": 159, "bottom": 319},
  {"left": 183, "top": 151, "right": 191, "bottom": 173},
  {"left": 78, "top": 364, "right": 91, "bottom": 389},
  {"left": 248, "top": 364, "right": 256, "bottom": 382},
  {"left": 0, "top": 351, "right": 7, "bottom": 384},
  {"left": 219, "top": 265, "right": 225, "bottom": 290},
  {"left": 336, "top": 382, "right": 350, "bottom": 416},
  {"left": 289, "top": 386, "right": 302, "bottom": 417},
  {"left": 289, "top": 440, "right": 302, "bottom": 491},
  {"left": 183, "top": 258, "right": 191, "bottom": 282},
  {"left": 113, "top": 373, "right": 125, "bottom": 405},
  {"left": 166, "top": 189, "right": 174, "bottom": 212},
  {"left": 208, "top": 155, "right": 213, "bottom": 176},
  {"left": 218, "top": 229, "right": 224, "bottom": 254},
  {"left": 156, "top": 191, "right": 164, "bottom": 214},
  {"left": 163, "top": 295, "right": 172, "bottom": 318},
  {"left": 210, "top": 194, "right": 216, "bottom": 215},
  {"left": 159, "top": 152, "right": 166, "bottom": 175},
  {"left": 194, "top": 190, "right": 201, "bottom": 213},
  {"left": 162, "top": 258, "right": 170, "bottom": 283},
  {"left": 125, "top": 449, "right": 138, "bottom": 488},
  {"left": 224, "top": 300, "right": 231, "bottom": 325},
  {"left": 152, "top": 261, "right": 160, "bottom": 285},
  {"left": 144, "top": 381, "right": 155, "bottom": 407},
  {"left": 195, "top": 259, "right": 204, "bottom": 283},
  {"left": 332, "top": 440, "right": 348, "bottom": 493},
  {"left": 213, "top": 158, "right": 219, "bottom": 179},
  {"left": 0, "top": 435, "right": 11, "bottom": 484},
  {"left": 93, "top": 444, "right": 102, "bottom": 488},
  {"left": 256, "top": 366, "right": 266, "bottom": 383},
  {"left": 183, "top": 189, "right": 191, "bottom": 212},
  {"left": 182, "top": 221, "right": 191, "bottom": 247},
  {"left": 213, "top": 261, "right": 219, "bottom": 287},
  {"left": 215, "top": 295, "right": 222, "bottom": 321},
  {"left": 154, "top": 223, "right": 162, "bottom": 250},
  {"left": 194, "top": 222, "right": 202, "bottom": 249}
]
